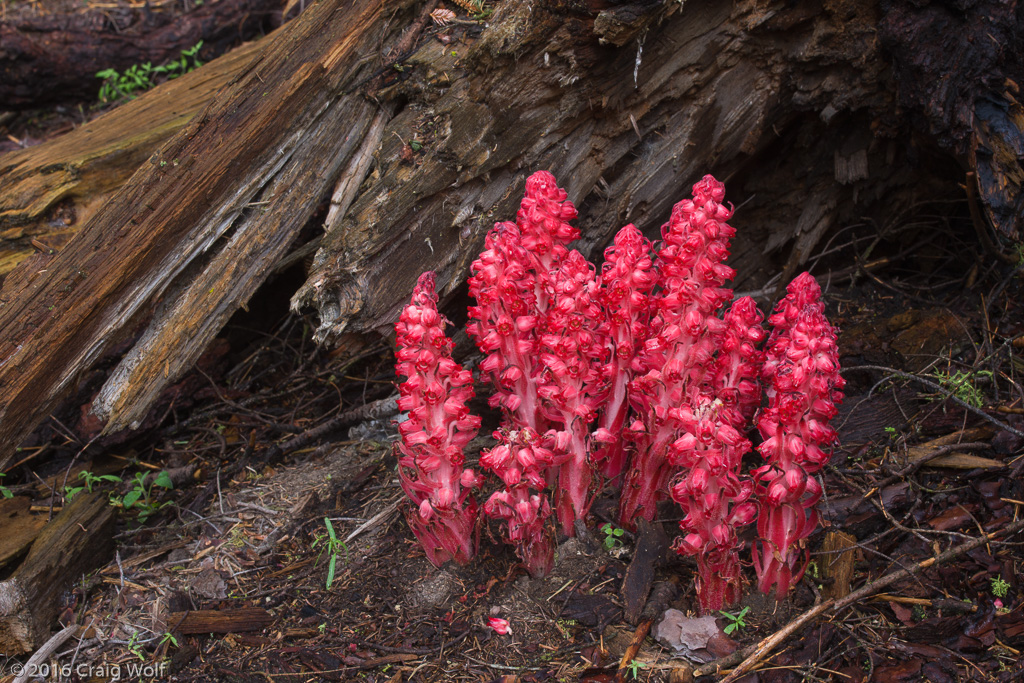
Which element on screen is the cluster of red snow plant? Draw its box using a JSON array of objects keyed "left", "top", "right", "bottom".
[
  {"left": 753, "top": 272, "right": 845, "bottom": 597},
  {"left": 393, "top": 171, "right": 844, "bottom": 611},
  {"left": 393, "top": 272, "right": 483, "bottom": 566}
]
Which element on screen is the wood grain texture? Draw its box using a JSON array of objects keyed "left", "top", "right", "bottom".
[
  {"left": 168, "top": 607, "right": 274, "bottom": 634},
  {"left": 292, "top": 0, "right": 892, "bottom": 343},
  {"left": 0, "top": 39, "right": 263, "bottom": 279},
  {"left": 0, "top": 492, "right": 115, "bottom": 654},
  {"left": 0, "top": 496, "right": 47, "bottom": 570},
  {"left": 0, "top": 0, "right": 414, "bottom": 468}
]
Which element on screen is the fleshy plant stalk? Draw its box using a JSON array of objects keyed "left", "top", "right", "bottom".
[
  {"left": 668, "top": 296, "right": 765, "bottom": 612},
  {"left": 537, "top": 250, "right": 607, "bottom": 531},
  {"left": 470, "top": 170, "right": 604, "bottom": 543},
  {"left": 753, "top": 272, "right": 845, "bottom": 596},
  {"left": 395, "top": 272, "right": 483, "bottom": 566},
  {"left": 592, "top": 225, "right": 657, "bottom": 484},
  {"left": 480, "top": 426, "right": 558, "bottom": 577},
  {"left": 619, "top": 175, "right": 739, "bottom": 529}
]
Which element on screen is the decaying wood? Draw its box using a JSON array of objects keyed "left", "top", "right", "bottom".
[
  {"left": 614, "top": 619, "right": 653, "bottom": 683},
  {"left": 0, "top": 0, "right": 279, "bottom": 109},
  {"left": 621, "top": 517, "right": 667, "bottom": 625},
  {"left": 818, "top": 531, "right": 856, "bottom": 600},
  {"left": 0, "top": 0, "right": 1021, "bottom": 467},
  {"left": 0, "top": 0, "right": 421, "bottom": 469},
  {"left": 168, "top": 607, "right": 274, "bottom": 634},
  {"left": 0, "top": 40, "right": 261, "bottom": 279},
  {"left": 291, "top": 0, "right": 896, "bottom": 344},
  {"left": 0, "top": 496, "right": 47, "bottom": 570},
  {"left": 0, "top": 492, "right": 115, "bottom": 655},
  {"left": 879, "top": 1, "right": 1024, "bottom": 240}
]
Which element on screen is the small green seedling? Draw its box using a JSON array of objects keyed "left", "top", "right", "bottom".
[
  {"left": 626, "top": 659, "right": 648, "bottom": 679},
  {"left": 110, "top": 470, "right": 174, "bottom": 522},
  {"left": 160, "top": 632, "right": 178, "bottom": 648},
  {"left": 96, "top": 41, "right": 204, "bottom": 104},
  {"left": 601, "top": 523, "right": 625, "bottom": 550},
  {"left": 719, "top": 606, "right": 750, "bottom": 635},
  {"left": 0, "top": 473, "right": 12, "bottom": 499},
  {"left": 929, "top": 369, "right": 993, "bottom": 408},
  {"left": 991, "top": 576, "right": 1011, "bottom": 599},
  {"left": 127, "top": 632, "right": 146, "bottom": 661},
  {"left": 67, "top": 470, "right": 123, "bottom": 500},
  {"left": 312, "top": 517, "right": 349, "bottom": 589}
]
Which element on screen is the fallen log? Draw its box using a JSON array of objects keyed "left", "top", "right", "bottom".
[
  {"left": 0, "top": 491, "right": 115, "bottom": 655},
  {"left": 0, "top": 0, "right": 1021, "bottom": 471},
  {"left": 0, "top": 39, "right": 263, "bottom": 279},
  {"left": 0, "top": 0, "right": 420, "bottom": 469},
  {"left": 0, "top": 496, "right": 47, "bottom": 570},
  {"left": 0, "top": 0, "right": 280, "bottom": 109}
]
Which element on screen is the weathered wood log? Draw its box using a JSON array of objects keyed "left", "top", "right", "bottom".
[
  {"left": 0, "top": 496, "right": 47, "bottom": 570},
  {"left": 0, "top": 0, "right": 422, "bottom": 469},
  {"left": 168, "top": 607, "right": 274, "bottom": 634},
  {"left": 0, "top": 0, "right": 1021, "bottom": 470},
  {"left": 879, "top": 1, "right": 1024, "bottom": 240},
  {"left": 0, "top": 491, "right": 115, "bottom": 655},
  {"left": 0, "top": 0, "right": 280, "bottom": 109},
  {"left": 293, "top": 0, "right": 1024, "bottom": 343},
  {"left": 0, "top": 40, "right": 262, "bottom": 279},
  {"left": 290, "top": 0, "right": 896, "bottom": 342}
]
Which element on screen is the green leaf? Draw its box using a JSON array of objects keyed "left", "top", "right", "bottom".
[
  {"left": 123, "top": 489, "right": 142, "bottom": 508},
  {"left": 154, "top": 471, "right": 174, "bottom": 489},
  {"left": 326, "top": 554, "right": 337, "bottom": 589}
]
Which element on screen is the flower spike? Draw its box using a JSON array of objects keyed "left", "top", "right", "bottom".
[{"left": 395, "top": 272, "right": 482, "bottom": 566}]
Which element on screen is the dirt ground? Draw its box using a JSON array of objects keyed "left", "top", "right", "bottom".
[{"left": 2, "top": 3, "right": 1024, "bottom": 679}]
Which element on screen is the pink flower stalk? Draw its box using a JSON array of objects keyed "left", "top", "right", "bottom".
[
  {"left": 515, "top": 170, "right": 580, "bottom": 279},
  {"left": 468, "top": 222, "right": 547, "bottom": 433},
  {"left": 668, "top": 297, "right": 765, "bottom": 613},
  {"left": 753, "top": 272, "right": 845, "bottom": 597},
  {"left": 537, "top": 250, "right": 608, "bottom": 532},
  {"left": 395, "top": 272, "right": 483, "bottom": 566},
  {"left": 470, "top": 172, "right": 605, "bottom": 538},
  {"left": 481, "top": 427, "right": 559, "bottom": 577},
  {"left": 593, "top": 225, "right": 657, "bottom": 483},
  {"left": 619, "top": 175, "right": 739, "bottom": 529},
  {"left": 467, "top": 170, "right": 580, "bottom": 432}
]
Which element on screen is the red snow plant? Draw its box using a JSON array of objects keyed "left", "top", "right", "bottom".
[
  {"left": 394, "top": 272, "right": 483, "bottom": 566},
  {"left": 393, "top": 172, "right": 844, "bottom": 612}
]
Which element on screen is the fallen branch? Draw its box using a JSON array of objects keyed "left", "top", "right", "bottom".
[
  {"left": 689, "top": 517, "right": 1024, "bottom": 681},
  {"left": 848, "top": 364, "right": 1024, "bottom": 439}
]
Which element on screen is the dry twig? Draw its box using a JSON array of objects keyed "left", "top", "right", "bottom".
[{"left": 689, "top": 517, "right": 1024, "bottom": 681}]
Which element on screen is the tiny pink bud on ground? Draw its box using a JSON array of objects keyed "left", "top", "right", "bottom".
[{"left": 488, "top": 617, "right": 511, "bottom": 635}]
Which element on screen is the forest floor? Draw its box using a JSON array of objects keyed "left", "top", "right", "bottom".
[
  {"left": 0, "top": 165, "right": 1022, "bottom": 683},
  {"left": 2, "top": 2, "right": 1024, "bottom": 679}
]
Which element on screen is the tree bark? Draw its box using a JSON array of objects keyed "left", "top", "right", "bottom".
[
  {"left": 0, "top": 0, "right": 420, "bottom": 469},
  {"left": 0, "top": 492, "right": 115, "bottom": 655},
  {"left": 0, "top": 39, "right": 261, "bottom": 279},
  {"left": 0, "top": 0, "right": 280, "bottom": 109},
  {"left": 0, "top": 0, "right": 1020, "bottom": 469}
]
